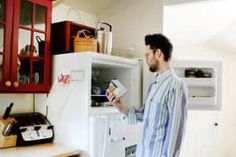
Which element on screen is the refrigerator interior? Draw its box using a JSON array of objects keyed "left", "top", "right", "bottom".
[
  {"left": 91, "top": 65, "right": 131, "bottom": 108},
  {"left": 89, "top": 58, "right": 141, "bottom": 116}
]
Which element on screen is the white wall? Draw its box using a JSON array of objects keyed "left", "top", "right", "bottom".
[
  {"left": 98, "top": 0, "right": 164, "bottom": 58},
  {"left": 164, "top": 0, "right": 236, "bottom": 156},
  {"left": 0, "top": 94, "right": 33, "bottom": 114},
  {"left": 52, "top": 3, "right": 97, "bottom": 27}
]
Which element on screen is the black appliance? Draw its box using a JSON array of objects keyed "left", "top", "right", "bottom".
[{"left": 10, "top": 112, "right": 54, "bottom": 146}]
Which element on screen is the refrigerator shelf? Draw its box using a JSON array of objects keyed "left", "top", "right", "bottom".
[
  {"left": 89, "top": 106, "right": 119, "bottom": 115},
  {"left": 91, "top": 94, "right": 107, "bottom": 97}
]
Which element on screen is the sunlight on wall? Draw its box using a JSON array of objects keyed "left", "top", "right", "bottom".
[{"left": 164, "top": 0, "right": 236, "bottom": 157}]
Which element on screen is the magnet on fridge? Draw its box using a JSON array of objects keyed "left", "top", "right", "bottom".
[{"left": 57, "top": 74, "right": 70, "bottom": 86}]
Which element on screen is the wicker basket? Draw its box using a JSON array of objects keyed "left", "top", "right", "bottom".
[{"left": 73, "top": 29, "right": 97, "bottom": 52}]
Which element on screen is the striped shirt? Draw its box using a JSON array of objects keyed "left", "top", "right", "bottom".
[{"left": 128, "top": 68, "right": 188, "bottom": 157}]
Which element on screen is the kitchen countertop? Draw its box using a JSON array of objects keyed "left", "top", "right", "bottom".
[{"left": 0, "top": 143, "right": 81, "bottom": 157}]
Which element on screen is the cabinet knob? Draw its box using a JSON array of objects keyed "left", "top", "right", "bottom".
[
  {"left": 5, "top": 81, "right": 12, "bottom": 87},
  {"left": 13, "top": 81, "right": 19, "bottom": 88}
]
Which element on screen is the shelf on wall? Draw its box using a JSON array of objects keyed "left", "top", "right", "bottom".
[
  {"left": 172, "top": 59, "right": 222, "bottom": 110},
  {"left": 181, "top": 77, "right": 216, "bottom": 87},
  {"left": 188, "top": 97, "right": 216, "bottom": 106}
]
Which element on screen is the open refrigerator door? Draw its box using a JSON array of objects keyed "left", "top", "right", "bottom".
[{"left": 89, "top": 113, "right": 140, "bottom": 157}]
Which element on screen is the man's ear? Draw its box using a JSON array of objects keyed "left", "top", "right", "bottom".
[{"left": 155, "top": 49, "right": 162, "bottom": 59}]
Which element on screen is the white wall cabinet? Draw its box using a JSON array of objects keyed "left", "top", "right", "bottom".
[{"left": 172, "top": 59, "right": 222, "bottom": 110}]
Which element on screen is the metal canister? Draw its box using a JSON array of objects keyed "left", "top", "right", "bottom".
[{"left": 96, "top": 21, "right": 112, "bottom": 55}]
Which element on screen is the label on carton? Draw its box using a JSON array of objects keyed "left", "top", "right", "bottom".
[{"left": 107, "top": 79, "right": 127, "bottom": 98}]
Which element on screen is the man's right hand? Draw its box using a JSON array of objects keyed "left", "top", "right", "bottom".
[{"left": 106, "top": 90, "right": 129, "bottom": 115}]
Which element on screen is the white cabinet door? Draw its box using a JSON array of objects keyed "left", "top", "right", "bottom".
[{"left": 180, "top": 111, "right": 220, "bottom": 157}]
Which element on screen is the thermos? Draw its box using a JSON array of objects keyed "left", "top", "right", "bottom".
[{"left": 96, "top": 21, "right": 112, "bottom": 55}]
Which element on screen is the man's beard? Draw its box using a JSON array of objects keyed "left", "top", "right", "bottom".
[{"left": 149, "top": 59, "right": 159, "bottom": 73}]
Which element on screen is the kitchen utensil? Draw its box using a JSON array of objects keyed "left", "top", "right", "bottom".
[
  {"left": 95, "top": 21, "right": 112, "bottom": 55},
  {"left": 0, "top": 55, "right": 3, "bottom": 66},
  {"left": 3, "top": 103, "right": 14, "bottom": 119},
  {"left": 0, "top": 55, "right": 2, "bottom": 82},
  {"left": 3, "top": 123, "right": 13, "bottom": 136},
  {"left": 36, "top": 36, "right": 45, "bottom": 56},
  {"left": 34, "top": 72, "right": 40, "bottom": 84}
]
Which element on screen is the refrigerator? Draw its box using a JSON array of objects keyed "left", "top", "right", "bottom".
[{"left": 43, "top": 52, "right": 142, "bottom": 157}]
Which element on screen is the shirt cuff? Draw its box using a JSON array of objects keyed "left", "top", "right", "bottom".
[{"left": 128, "top": 107, "right": 137, "bottom": 124}]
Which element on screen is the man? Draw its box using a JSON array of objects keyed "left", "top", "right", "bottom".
[{"left": 107, "top": 34, "right": 188, "bottom": 157}]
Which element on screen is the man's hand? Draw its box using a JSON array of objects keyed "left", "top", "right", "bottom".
[{"left": 106, "top": 90, "right": 129, "bottom": 115}]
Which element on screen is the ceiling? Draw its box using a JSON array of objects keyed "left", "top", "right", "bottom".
[
  {"left": 164, "top": 0, "right": 236, "bottom": 54},
  {"left": 165, "top": 0, "right": 222, "bottom": 5},
  {"left": 52, "top": 0, "right": 222, "bottom": 14},
  {"left": 53, "top": 0, "right": 124, "bottom": 14}
]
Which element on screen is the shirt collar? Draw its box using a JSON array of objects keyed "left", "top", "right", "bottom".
[{"left": 155, "top": 68, "right": 174, "bottom": 84}]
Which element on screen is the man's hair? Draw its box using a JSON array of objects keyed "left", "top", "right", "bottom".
[{"left": 145, "top": 34, "right": 173, "bottom": 61}]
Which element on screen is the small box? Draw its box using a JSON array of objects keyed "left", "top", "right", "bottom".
[
  {"left": 107, "top": 79, "right": 127, "bottom": 98},
  {"left": 51, "top": 21, "right": 96, "bottom": 54}
]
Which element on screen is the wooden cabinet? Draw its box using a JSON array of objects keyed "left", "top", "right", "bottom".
[
  {"left": 0, "top": 0, "right": 52, "bottom": 93},
  {"left": 51, "top": 21, "right": 95, "bottom": 54}
]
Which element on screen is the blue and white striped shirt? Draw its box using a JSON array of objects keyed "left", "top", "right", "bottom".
[{"left": 128, "top": 68, "right": 188, "bottom": 157}]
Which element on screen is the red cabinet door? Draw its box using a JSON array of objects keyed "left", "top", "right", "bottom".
[
  {"left": 0, "top": 0, "right": 52, "bottom": 93},
  {"left": 0, "top": 0, "right": 13, "bottom": 91}
]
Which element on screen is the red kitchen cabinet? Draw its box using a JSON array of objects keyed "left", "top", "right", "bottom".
[
  {"left": 0, "top": 0, "right": 52, "bottom": 93},
  {"left": 51, "top": 21, "right": 96, "bottom": 54}
]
